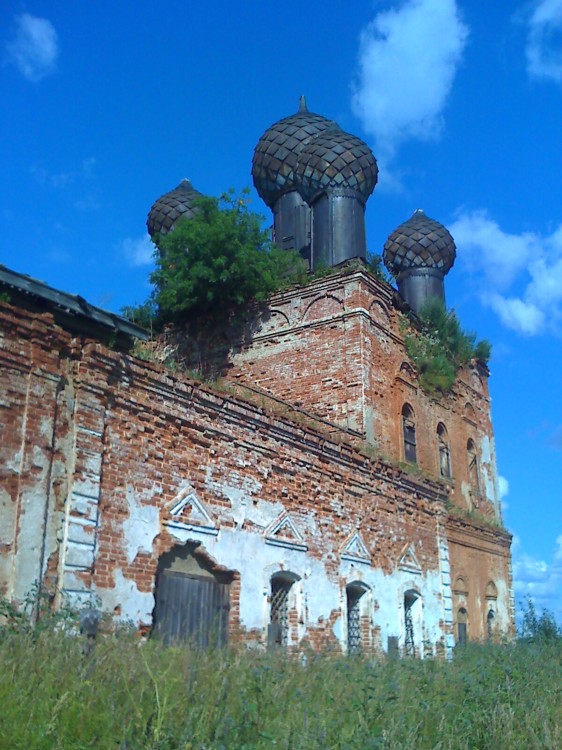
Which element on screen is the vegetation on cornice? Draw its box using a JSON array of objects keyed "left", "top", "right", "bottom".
[
  {"left": 403, "top": 299, "right": 491, "bottom": 394},
  {"left": 446, "top": 501, "right": 503, "bottom": 531},
  {"left": 123, "top": 189, "right": 389, "bottom": 337}
]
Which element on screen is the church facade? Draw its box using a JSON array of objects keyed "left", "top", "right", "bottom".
[{"left": 0, "top": 100, "right": 513, "bottom": 655}]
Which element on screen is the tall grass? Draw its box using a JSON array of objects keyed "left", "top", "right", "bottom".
[{"left": 0, "top": 630, "right": 560, "bottom": 749}]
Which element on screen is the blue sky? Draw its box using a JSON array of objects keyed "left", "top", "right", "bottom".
[{"left": 1, "top": 1, "right": 561, "bottom": 624}]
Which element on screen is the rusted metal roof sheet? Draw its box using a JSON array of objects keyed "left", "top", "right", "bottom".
[{"left": 0, "top": 264, "right": 149, "bottom": 341}]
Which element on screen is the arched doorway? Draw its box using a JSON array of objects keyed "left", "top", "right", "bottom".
[{"left": 153, "top": 542, "right": 233, "bottom": 647}]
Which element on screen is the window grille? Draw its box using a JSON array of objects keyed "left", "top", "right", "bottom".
[
  {"left": 270, "top": 578, "right": 291, "bottom": 646},
  {"left": 404, "top": 601, "right": 415, "bottom": 656},
  {"left": 347, "top": 588, "right": 363, "bottom": 654}
]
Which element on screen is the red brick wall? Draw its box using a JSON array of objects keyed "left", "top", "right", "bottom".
[
  {"left": 0, "top": 296, "right": 513, "bottom": 651},
  {"left": 224, "top": 268, "right": 501, "bottom": 521}
]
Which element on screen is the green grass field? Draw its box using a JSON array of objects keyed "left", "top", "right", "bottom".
[{"left": 0, "top": 629, "right": 560, "bottom": 750}]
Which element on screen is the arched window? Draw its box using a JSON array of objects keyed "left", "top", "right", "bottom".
[
  {"left": 346, "top": 583, "right": 368, "bottom": 654},
  {"left": 402, "top": 404, "right": 417, "bottom": 464},
  {"left": 268, "top": 572, "right": 297, "bottom": 648},
  {"left": 404, "top": 589, "right": 421, "bottom": 657},
  {"left": 457, "top": 607, "right": 468, "bottom": 646},
  {"left": 467, "top": 439, "right": 480, "bottom": 493},
  {"left": 437, "top": 423, "right": 451, "bottom": 478},
  {"left": 487, "top": 609, "right": 495, "bottom": 640}
]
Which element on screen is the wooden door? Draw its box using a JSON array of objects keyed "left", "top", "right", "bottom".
[{"left": 153, "top": 571, "right": 230, "bottom": 647}]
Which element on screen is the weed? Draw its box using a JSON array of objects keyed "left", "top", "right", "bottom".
[{"left": 0, "top": 627, "right": 559, "bottom": 749}]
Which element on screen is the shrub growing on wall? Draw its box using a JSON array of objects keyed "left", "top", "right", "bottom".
[
  {"left": 404, "top": 299, "right": 491, "bottom": 394},
  {"left": 150, "top": 190, "right": 306, "bottom": 327}
]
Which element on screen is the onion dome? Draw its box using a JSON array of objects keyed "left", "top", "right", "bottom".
[
  {"left": 252, "top": 96, "right": 334, "bottom": 208},
  {"left": 383, "top": 209, "right": 456, "bottom": 278},
  {"left": 147, "top": 179, "right": 203, "bottom": 239},
  {"left": 294, "top": 126, "right": 378, "bottom": 205}
]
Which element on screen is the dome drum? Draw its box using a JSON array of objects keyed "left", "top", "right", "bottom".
[
  {"left": 272, "top": 191, "right": 311, "bottom": 263},
  {"left": 396, "top": 267, "right": 446, "bottom": 314},
  {"left": 311, "top": 189, "right": 367, "bottom": 269}
]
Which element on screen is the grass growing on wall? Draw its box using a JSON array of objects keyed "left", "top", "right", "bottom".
[
  {"left": 404, "top": 300, "right": 492, "bottom": 394},
  {"left": 0, "top": 630, "right": 560, "bottom": 749}
]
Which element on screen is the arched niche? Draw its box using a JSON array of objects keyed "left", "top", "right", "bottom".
[
  {"left": 453, "top": 575, "right": 469, "bottom": 597},
  {"left": 369, "top": 299, "right": 391, "bottom": 326},
  {"left": 485, "top": 580, "right": 498, "bottom": 601},
  {"left": 258, "top": 308, "right": 290, "bottom": 335},
  {"left": 302, "top": 293, "right": 344, "bottom": 322}
]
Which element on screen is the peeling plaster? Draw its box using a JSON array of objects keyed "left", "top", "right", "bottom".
[
  {"left": 98, "top": 568, "right": 155, "bottom": 625},
  {"left": 164, "top": 521, "right": 446, "bottom": 654},
  {"left": 123, "top": 487, "right": 160, "bottom": 564},
  {"left": 40, "top": 416, "right": 54, "bottom": 441},
  {"left": 4, "top": 449, "right": 22, "bottom": 474},
  {"left": 228, "top": 493, "right": 285, "bottom": 530}
]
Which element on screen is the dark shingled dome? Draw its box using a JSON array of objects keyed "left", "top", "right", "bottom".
[
  {"left": 147, "top": 179, "right": 203, "bottom": 239},
  {"left": 252, "top": 97, "right": 334, "bottom": 208},
  {"left": 294, "top": 126, "right": 378, "bottom": 204},
  {"left": 383, "top": 209, "right": 456, "bottom": 278}
]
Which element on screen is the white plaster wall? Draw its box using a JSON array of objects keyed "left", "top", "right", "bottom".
[
  {"left": 338, "top": 559, "right": 445, "bottom": 656},
  {"left": 92, "top": 484, "right": 448, "bottom": 651},
  {"left": 95, "top": 514, "right": 447, "bottom": 652},
  {"left": 101, "top": 569, "right": 155, "bottom": 625},
  {"left": 0, "top": 486, "right": 16, "bottom": 593}
]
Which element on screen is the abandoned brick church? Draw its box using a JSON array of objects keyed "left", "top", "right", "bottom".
[{"left": 0, "top": 99, "right": 513, "bottom": 655}]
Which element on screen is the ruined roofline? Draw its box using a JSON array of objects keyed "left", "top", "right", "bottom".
[
  {"left": 0, "top": 263, "right": 149, "bottom": 344},
  {"left": 264, "top": 259, "right": 395, "bottom": 307}
]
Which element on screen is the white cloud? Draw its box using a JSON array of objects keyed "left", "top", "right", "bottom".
[
  {"left": 450, "top": 210, "right": 562, "bottom": 335},
  {"left": 488, "top": 295, "right": 545, "bottom": 336},
  {"left": 449, "top": 211, "right": 540, "bottom": 289},
  {"left": 498, "top": 475, "right": 509, "bottom": 512},
  {"left": 512, "top": 534, "right": 562, "bottom": 624},
  {"left": 351, "top": 0, "right": 468, "bottom": 186},
  {"left": 6, "top": 13, "right": 59, "bottom": 82},
  {"left": 526, "top": 0, "right": 562, "bottom": 84},
  {"left": 30, "top": 156, "right": 96, "bottom": 189},
  {"left": 121, "top": 235, "right": 155, "bottom": 267}
]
